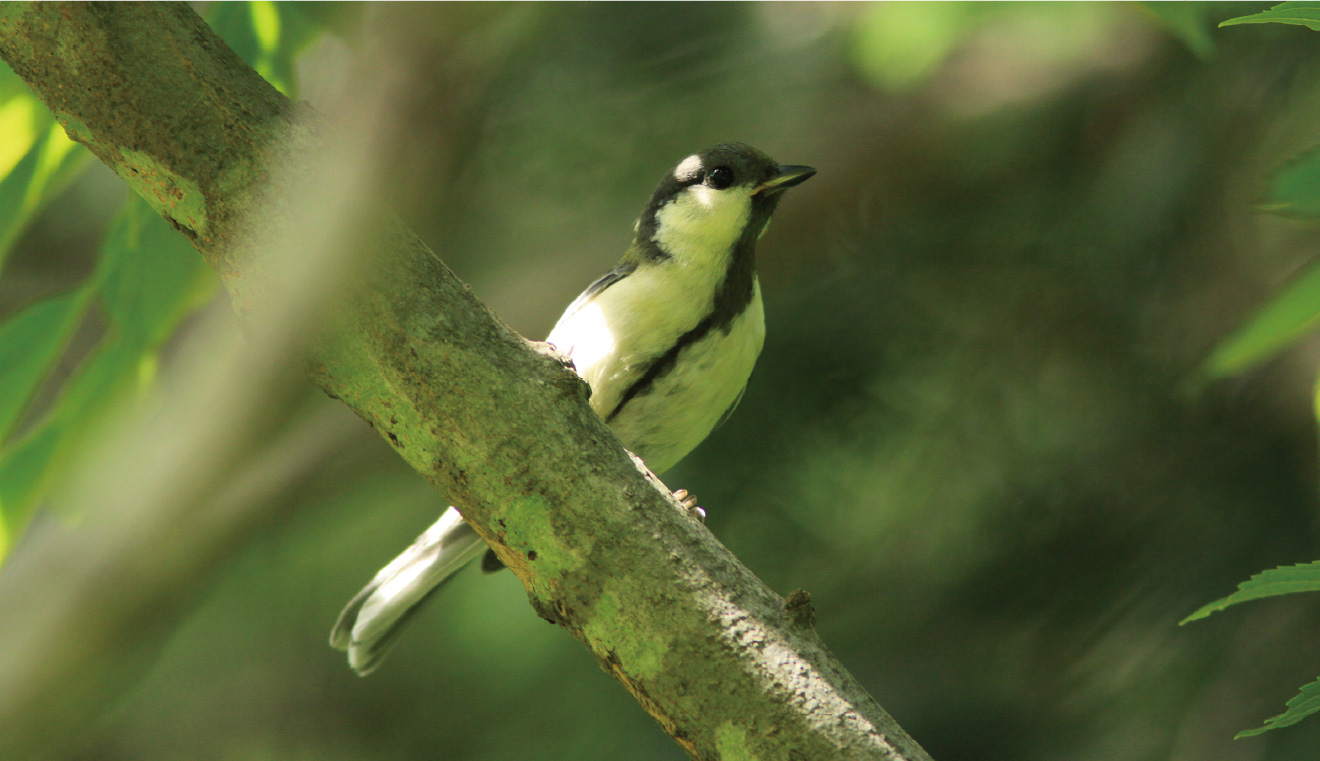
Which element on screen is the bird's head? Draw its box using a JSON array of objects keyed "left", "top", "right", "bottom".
[{"left": 633, "top": 143, "right": 815, "bottom": 265}]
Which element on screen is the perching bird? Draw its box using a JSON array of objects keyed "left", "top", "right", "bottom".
[{"left": 331, "top": 143, "right": 815, "bottom": 674}]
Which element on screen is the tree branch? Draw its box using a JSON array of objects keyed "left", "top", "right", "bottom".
[{"left": 0, "top": 4, "right": 932, "bottom": 759}]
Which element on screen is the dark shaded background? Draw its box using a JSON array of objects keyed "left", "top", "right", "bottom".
[{"left": 7, "top": 3, "right": 1320, "bottom": 760}]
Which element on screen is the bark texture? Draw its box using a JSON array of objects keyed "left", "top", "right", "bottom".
[{"left": 0, "top": 4, "right": 933, "bottom": 760}]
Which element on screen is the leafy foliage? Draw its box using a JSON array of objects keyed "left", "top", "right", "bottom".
[
  {"left": 1182, "top": 561, "right": 1320, "bottom": 738},
  {"left": 0, "top": 66, "right": 90, "bottom": 275},
  {"left": 1263, "top": 145, "right": 1320, "bottom": 218},
  {"left": 1200, "top": 7, "right": 1320, "bottom": 378},
  {"left": 1221, "top": 2, "right": 1320, "bottom": 32},
  {"left": 0, "top": 122, "right": 89, "bottom": 274},
  {"left": 0, "top": 289, "right": 89, "bottom": 442},
  {"left": 209, "top": 1, "right": 359, "bottom": 95},
  {"left": 0, "top": 1, "right": 341, "bottom": 559},
  {"left": 1203, "top": 260, "right": 1320, "bottom": 377},
  {"left": 1142, "top": 2, "right": 1219, "bottom": 59},
  {"left": 1177, "top": 2, "right": 1320, "bottom": 741},
  {"left": 7, "top": 3, "right": 1320, "bottom": 758},
  {"left": 0, "top": 198, "right": 216, "bottom": 548},
  {"left": 1183, "top": 564, "right": 1320, "bottom": 737},
  {"left": 1181, "top": 561, "right": 1320, "bottom": 623},
  {"left": 1237, "top": 678, "right": 1320, "bottom": 738}
]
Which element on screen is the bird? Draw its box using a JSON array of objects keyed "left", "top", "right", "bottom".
[{"left": 330, "top": 143, "right": 815, "bottom": 675}]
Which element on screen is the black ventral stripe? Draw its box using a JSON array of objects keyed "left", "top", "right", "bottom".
[
  {"left": 607, "top": 312, "right": 720, "bottom": 424},
  {"left": 605, "top": 195, "right": 777, "bottom": 423}
]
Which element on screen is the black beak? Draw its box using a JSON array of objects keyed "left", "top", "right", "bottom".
[{"left": 754, "top": 165, "right": 817, "bottom": 195}]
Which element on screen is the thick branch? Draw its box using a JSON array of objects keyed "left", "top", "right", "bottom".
[{"left": 0, "top": 4, "right": 932, "bottom": 760}]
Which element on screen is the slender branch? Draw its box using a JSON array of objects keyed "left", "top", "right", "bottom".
[{"left": 0, "top": 4, "right": 932, "bottom": 759}]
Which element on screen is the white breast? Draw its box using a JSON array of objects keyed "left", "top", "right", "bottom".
[{"left": 547, "top": 271, "right": 765, "bottom": 475}]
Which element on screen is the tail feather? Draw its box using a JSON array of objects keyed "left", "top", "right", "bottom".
[{"left": 330, "top": 507, "right": 486, "bottom": 675}]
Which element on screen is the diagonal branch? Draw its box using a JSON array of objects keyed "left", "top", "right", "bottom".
[{"left": 0, "top": 4, "right": 932, "bottom": 760}]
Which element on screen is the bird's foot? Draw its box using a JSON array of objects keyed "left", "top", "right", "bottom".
[{"left": 673, "top": 489, "right": 705, "bottom": 522}]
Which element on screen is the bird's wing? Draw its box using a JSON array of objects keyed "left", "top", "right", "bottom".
[
  {"left": 552, "top": 261, "right": 637, "bottom": 330},
  {"left": 714, "top": 383, "right": 748, "bottom": 430}
]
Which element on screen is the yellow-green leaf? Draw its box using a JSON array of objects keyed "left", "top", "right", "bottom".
[
  {"left": 0, "top": 287, "right": 92, "bottom": 443},
  {"left": 1141, "top": 2, "right": 1217, "bottom": 59},
  {"left": 1237, "top": 677, "right": 1320, "bottom": 737},
  {"left": 1203, "top": 260, "right": 1320, "bottom": 377},
  {"left": 1181, "top": 561, "right": 1320, "bottom": 624},
  {"left": 1221, "top": 1, "right": 1320, "bottom": 31},
  {"left": 0, "top": 121, "right": 90, "bottom": 273},
  {"left": 0, "top": 199, "right": 215, "bottom": 550},
  {"left": 1264, "top": 145, "right": 1320, "bottom": 219}
]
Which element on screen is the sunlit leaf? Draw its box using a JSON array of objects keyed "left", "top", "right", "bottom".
[
  {"left": 1221, "top": 2, "right": 1320, "bottom": 31},
  {"left": 0, "top": 329, "right": 158, "bottom": 536},
  {"left": 0, "top": 96, "right": 42, "bottom": 178},
  {"left": 0, "top": 121, "right": 91, "bottom": 273},
  {"left": 0, "top": 415, "right": 69, "bottom": 538},
  {"left": 0, "top": 335, "right": 182, "bottom": 541},
  {"left": 0, "top": 287, "right": 92, "bottom": 443},
  {"left": 0, "top": 64, "right": 90, "bottom": 276},
  {"left": 0, "top": 200, "right": 216, "bottom": 547},
  {"left": 0, "top": 1, "right": 328, "bottom": 560},
  {"left": 1237, "top": 677, "right": 1320, "bottom": 737},
  {"left": 1202, "top": 259, "right": 1320, "bottom": 377},
  {"left": 1181, "top": 561, "right": 1320, "bottom": 623},
  {"left": 1261, "top": 145, "right": 1320, "bottom": 219},
  {"left": 1141, "top": 2, "right": 1217, "bottom": 59},
  {"left": 207, "top": 1, "right": 330, "bottom": 96}
]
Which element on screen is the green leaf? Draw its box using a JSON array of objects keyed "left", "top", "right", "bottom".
[
  {"left": 0, "top": 1, "right": 326, "bottom": 559},
  {"left": 0, "top": 415, "right": 70, "bottom": 542},
  {"left": 1202, "top": 260, "right": 1320, "bottom": 377},
  {"left": 0, "top": 331, "right": 151, "bottom": 539},
  {"left": 1221, "top": 1, "right": 1320, "bottom": 31},
  {"left": 0, "top": 287, "right": 92, "bottom": 443},
  {"left": 1262, "top": 145, "right": 1320, "bottom": 219},
  {"left": 207, "top": 1, "right": 331, "bottom": 97},
  {"left": 1142, "top": 2, "right": 1217, "bottom": 59},
  {"left": 0, "top": 93, "right": 43, "bottom": 177},
  {"left": 1181, "top": 561, "right": 1320, "bottom": 624},
  {"left": 97, "top": 196, "right": 216, "bottom": 346},
  {"left": 0, "top": 120, "right": 91, "bottom": 274},
  {"left": 0, "top": 199, "right": 216, "bottom": 549},
  {"left": 1237, "top": 677, "right": 1320, "bottom": 737}
]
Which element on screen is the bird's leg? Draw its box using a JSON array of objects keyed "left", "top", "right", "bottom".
[{"left": 672, "top": 488, "right": 705, "bottom": 522}]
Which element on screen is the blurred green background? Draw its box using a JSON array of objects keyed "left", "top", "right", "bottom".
[{"left": 6, "top": 2, "right": 1320, "bottom": 759}]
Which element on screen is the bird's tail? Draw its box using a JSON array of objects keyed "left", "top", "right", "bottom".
[{"left": 330, "top": 507, "right": 486, "bottom": 675}]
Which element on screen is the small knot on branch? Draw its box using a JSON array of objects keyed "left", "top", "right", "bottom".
[{"left": 784, "top": 589, "right": 815, "bottom": 629}]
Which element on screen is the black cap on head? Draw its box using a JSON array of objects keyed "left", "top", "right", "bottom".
[
  {"left": 634, "top": 143, "right": 815, "bottom": 253},
  {"left": 659, "top": 142, "right": 781, "bottom": 199}
]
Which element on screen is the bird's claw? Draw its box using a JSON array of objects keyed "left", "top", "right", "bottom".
[{"left": 673, "top": 489, "right": 705, "bottom": 522}]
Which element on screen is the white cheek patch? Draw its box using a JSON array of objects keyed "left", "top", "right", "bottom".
[
  {"left": 673, "top": 154, "right": 703, "bottom": 181},
  {"left": 689, "top": 185, "right": 716, "bottom": 209}
]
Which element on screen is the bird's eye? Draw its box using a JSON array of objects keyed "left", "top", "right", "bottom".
[{"left": 707, "top": 166, "right": 734, "bottom": 190}]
